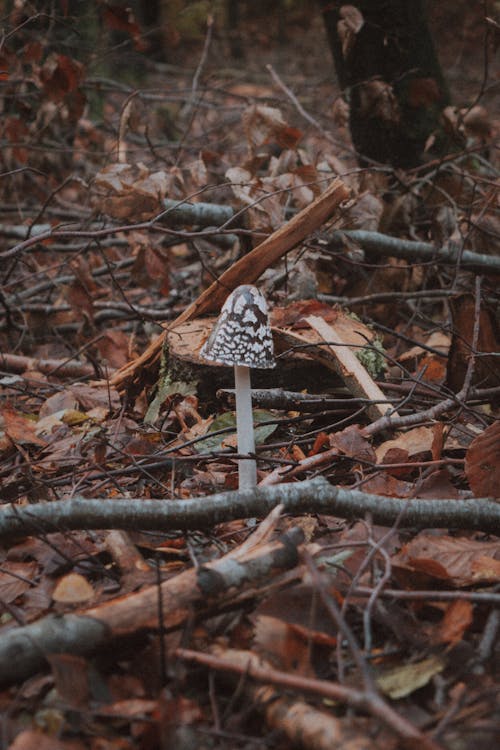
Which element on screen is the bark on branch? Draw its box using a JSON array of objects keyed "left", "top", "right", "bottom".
[
  {"left": 0, "top": 526, "right": 303, "bottom": 686},
  {"left": 0, "top": 478, "right": 498, "bottom": 541},
  {"left": 329, "top": 230, "right": 500, "bottom": 274}
]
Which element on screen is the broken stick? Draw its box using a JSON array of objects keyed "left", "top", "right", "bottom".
[{"left": 306, "top": 315, "right": 399, "bottom": 422}]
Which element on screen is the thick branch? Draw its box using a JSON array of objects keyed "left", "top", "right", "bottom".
[
  {"left": 217, "top": 387, "right": 369, "bottom": 412},
  {"left": 329, "top": 230, "right": 500, "bottom": 274},
  {"left": 0, "top": 352, "right": 96, "bottom": 379},
  {"left": 161, "top": 197, "right": 235, "bottom": 226},
  {"left": 0, "top": 478, "right": 498, "bottom": 541},
  {"left": 0, "top": 528, "right": 303, "bottom": 686},
  {"left": 177, "top": 646, "right": 443, "bottom": 749}
]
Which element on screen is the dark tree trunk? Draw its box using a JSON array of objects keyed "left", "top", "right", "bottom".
[{"left": 318, "top": 0, "right": 451, "bottom": 168}]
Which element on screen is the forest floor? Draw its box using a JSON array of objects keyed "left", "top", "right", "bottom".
[{"left": 0, "top": 4, "right": 499, "bottom": 750}]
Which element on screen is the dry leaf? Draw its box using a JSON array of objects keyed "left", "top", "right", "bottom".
[
  {"left": 377, "top": 655, "right": 445, "bottom": 699},
  {"left": 471, "top": 555, "right": 500, "bottom": 581},
  {"left": 446, "top": 294, "right": 500, "bottom": 392},
  {"left": 329, "top": 424, "right": 376, "bottom": 463},
  {"left": 52, "top": 573, "right": 94, "bottom": 603},
  {"left": 2, "top": 405, "right": 46, "bottom": 447},
  {"left": 376, "top": 426, "right": 438, "bottom": 464},
  {"left": 96, "top": 330, "right": 135, "bottom": 369},
  {"left": 436, "top": 600, "right": 473, "bottom": 646},
  {"left": 392, "top": 534, "right": 500, "bottom": 587},
  {"left": 7, "top": 729, "right": 85, "bottom": 750},
  {"left": 465, "top": 421, "right": 500, "bottom": 498},
  {"left": 241, "top": 105, "right": 302, "bottom": 152},
  {"left": 337, "top": 5, "right": 364, "bottom": 57},
  {"left": 0, "top": 561, "right": 37, "bottom": 602}
]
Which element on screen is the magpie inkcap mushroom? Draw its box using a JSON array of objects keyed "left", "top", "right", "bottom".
[{"left": 200, "top": 285, "right": 275, "bottom": 489}]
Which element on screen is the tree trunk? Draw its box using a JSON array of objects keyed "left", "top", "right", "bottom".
[{"left": 318, "top": 0, "right": 451, "bottom": 168}]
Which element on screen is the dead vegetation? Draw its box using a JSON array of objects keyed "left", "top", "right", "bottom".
[{"left": 0, "top": 3, "right": 499, "bottom": 749}]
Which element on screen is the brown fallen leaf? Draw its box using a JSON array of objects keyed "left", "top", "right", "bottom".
[
  {"left": 7, "top": 729, "right": 85, "bottom": 750},
  {"left": 242, "top": 104, "right": 302, "bottom": 151},
  {"left": 392, "top": 534, "right": 500, "bottom": 588},
  {"left": 435, "top": 599, "right": 474, "bottom": 646},
  {"left": 96, "top": 329, "right": 136, "bottom": 369},
  {"left": 446, "top": 294, "right": 500, "bottom": 392},
  {"left": 471, "top": 555, "right": 500, "bottom": 581},
  {"left": 465, "top": 421, "right": 500, "bottom": 498},
  {"left": 376, "top": 425, "right": 438, "bottom": 464},
  {"left": 0, "top": 561, "right": 37, "bottom": 603},
  {"left": 376, "top": 655, "right": 445, "bottom": 699},
  {"left": 2, "top": 405, "right": 46, "bottom": 447},
  {"left": 52, "top": 573, "right": 94, "bottom": 603}
]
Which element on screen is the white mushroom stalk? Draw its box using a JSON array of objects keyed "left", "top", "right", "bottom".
[{"left": 200, "top": 285, "right": 275, "bottom": 490}]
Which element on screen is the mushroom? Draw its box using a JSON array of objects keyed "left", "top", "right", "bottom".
[{"left": 200, "top": 285, "right": 275, "bottom": 490}]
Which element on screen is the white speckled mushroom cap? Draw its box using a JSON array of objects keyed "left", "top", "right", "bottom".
[{"left": 200, "top": 285, "right": 275, "bottom": 368}]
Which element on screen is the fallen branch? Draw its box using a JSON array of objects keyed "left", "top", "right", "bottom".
[
  {"left": 352, "top": 586, "right": 500, "bottom": 605},
  {"left": 0, "top": 523, "right": 303, "bottom": 686},
  {"left": 0, "top": 478, "right": 498, "bottom": 541},
  {"left": 5, "top": 206, "right": 496, "bottom": 275},
  {"left": 0, "top": 352, "right": 96, "bottom": 379},
  {"left": 160, "top": 197, "right": 234, "bottom": 226},
  {"left": 0, "top": 198, "right": 237, "bottom": 263},
  {"left": 217, "top": 387, "right": 375, "bottom": 412},
  {"left": 176, "top": 646, "right": 444, "bottom": 750},
  {"left": 329, "top": 229, "right": 500, "bottom": 274}
]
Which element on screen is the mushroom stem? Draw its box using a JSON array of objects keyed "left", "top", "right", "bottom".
[{"left": 234, "top": 364, "right": 257, "bottom": 489}]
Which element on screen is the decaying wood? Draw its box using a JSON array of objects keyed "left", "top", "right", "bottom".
[
  {"left": 305, "top": 315, "right": 399, "bottom": 421},
  {"left": 0, "top": 524, "right": 304, "bottom": 686},
  {"left": 110, "top": 177, "right": 350, "bottom": 391},
  {"left": 162, "top": 305, "right": 379, "bottom": 388},
  {"left": 104, "top": 529, "right": 150, "bottom": 574},
  {"left": 0, "top": 352, "right": 96, "bottom": 379}
]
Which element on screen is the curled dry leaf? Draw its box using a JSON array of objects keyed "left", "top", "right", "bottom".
[
  {"left": 337, "top": 5, "right": 364, "bottom": 58},
  {"left": 241, "top": 104, "right": 302, "bottom": 152},
  {"left": 465, "top": 421, "right": 500, "bottom": 498},
  {"left": 376, "top": 425, "right": 442, "bottom": 465},
  {"left": 92, "top": 162, "right": 174, "bottom": 221}
]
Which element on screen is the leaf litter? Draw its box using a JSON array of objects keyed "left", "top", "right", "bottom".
[{"left": 0, "top": 5, "right": 498, "bottom": 750}]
